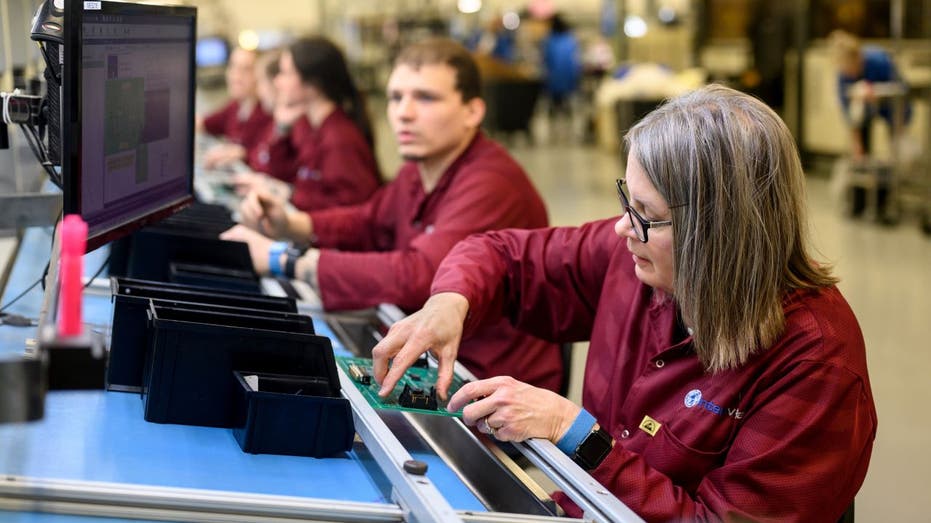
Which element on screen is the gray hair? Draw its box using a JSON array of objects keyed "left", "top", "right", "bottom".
[{"left": 625, "top": 84, "right": 837, "bottom": 371}]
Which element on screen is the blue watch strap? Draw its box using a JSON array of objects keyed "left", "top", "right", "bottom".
[
  {"left": 557, "top": 408, "right": 597, "bottom": 455},
  {"left": 268, "top": 241, "right": 288, "bottom": 276}
]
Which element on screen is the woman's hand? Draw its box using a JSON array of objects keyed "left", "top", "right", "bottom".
[
  {"left": 202, "top": 143, "right": 246, "bottom": 169},
  {"left": 447, "top": 376, "right": 581, "bottom": 443},
  {"left": 219, "top": 225, "right": 275, "bottom": 275},
  {"left": 231, "top": 171, "right": 291, "bottom": 200},
  {"left": 239, "top": 189, "right": 291, "bottom": 239},
  {"left": 372, "top": 293, "right": 470, "bottom": 400},
  {"left": 231, "top": 171, "right": 265, "bottom": 196}
]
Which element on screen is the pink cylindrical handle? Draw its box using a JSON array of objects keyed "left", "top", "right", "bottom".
[{"left": 58, "top": 214, "right": 88, "bottom": 336}]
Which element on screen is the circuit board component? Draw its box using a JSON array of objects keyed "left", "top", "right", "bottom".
[
  {"left": 347, "top": 363, "right": 371, "bottom": 385},
  {"left": 398, "top": 384, "right": 438, "bottom": 410},
  {"left": 336, "top": 356, "right": 465, "bottom": 417}
]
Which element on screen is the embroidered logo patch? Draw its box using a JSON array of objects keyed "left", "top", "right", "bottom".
[
  {"left": 684, "top": 389, "right": 702, "bottom": 408},
  {"left": 639, "top": 415, "right": 661, "bottom": 436},
  {"left": 683, "top": 389, "right": 744, "bottom": 419}
]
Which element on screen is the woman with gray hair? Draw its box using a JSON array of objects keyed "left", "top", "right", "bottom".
[{"left": 371, "top": 84, "right": 876, "bottom": 521}]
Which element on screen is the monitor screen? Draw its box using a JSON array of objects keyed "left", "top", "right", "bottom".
[
  {"left": 196, "top": 36, "right": 229, "bottom": 68},
  {"left": 62, "top": 1, "right": 196, "bottom": 251}
]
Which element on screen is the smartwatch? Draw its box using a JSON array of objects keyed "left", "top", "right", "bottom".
[
  {"left": 283, "top": 247, "right": 302, "bottom": 279},
  {"left": 572, "top": 424, "right": 614, "bottom": 471}
]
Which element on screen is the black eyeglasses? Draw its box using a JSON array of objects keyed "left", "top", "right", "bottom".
[{"left": 616, "top": 179, "right": 677, "bottom": 243}]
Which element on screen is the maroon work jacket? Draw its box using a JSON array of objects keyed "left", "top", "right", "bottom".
[
  {"left": 249, "top": 109, "right": 379, "bottom": 212},
  {"left": 433, "top": 218, "right": 876, "bottom": 522},
  {"left": 202, "top": 100, "right": 271, "bottom": 153}
]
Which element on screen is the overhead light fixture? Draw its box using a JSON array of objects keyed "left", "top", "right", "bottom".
[
  {"left": 458, "top": 0, "right": 482, "bottom": 14},
  {"left": 238, "top": 30, "right": 260, "bottom": 51},
  {"left": 658, "top": 7, "right": 678, "bottom": 25},
  {"left": 624, "top": 15, "right": 648, "bottom": 38},
  {"left": 502, "top": 11, "right": 520, "bottom": 30}
]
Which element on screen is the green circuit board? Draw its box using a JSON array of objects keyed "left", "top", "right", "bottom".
[{"left": 337, "top": 356, "right": 467, "bottom": 417}]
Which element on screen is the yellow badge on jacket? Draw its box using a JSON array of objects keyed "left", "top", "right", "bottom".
[{"left": 639, "top": 415, "right": 661, "bottom": 436}]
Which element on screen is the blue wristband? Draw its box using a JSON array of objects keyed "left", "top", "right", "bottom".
[
  {"left": 268, "top": 241, "right": 288, "bottom": 276},
  {"left": 557, "top": 408, "right": 597, "bottom": 455}
]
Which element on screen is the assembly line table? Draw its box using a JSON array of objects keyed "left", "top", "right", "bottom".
[{"left": 0, "top": 225, "right": 486, "bottom": 522}]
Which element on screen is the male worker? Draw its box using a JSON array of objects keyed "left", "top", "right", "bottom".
[{"left": 222, "top": 38, "right": 562, "bottom": 392}]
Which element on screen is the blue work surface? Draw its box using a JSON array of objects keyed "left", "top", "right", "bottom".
[
  {"left": 1, "top": 227, "right": 486, "bottom": 517},
  {"left": 0, "top": 390, "right": 380, "bottom": 501},
  {"left": 0, "top": 227, "right": 56, "bottom": 321},
  {"left": 0, "top": 389, "right": 483, "bottom": 503},
  {"left": 0, "top": 363, "right": 483, "bottom": 512}
]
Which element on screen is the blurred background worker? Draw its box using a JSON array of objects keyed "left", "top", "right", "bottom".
[
  {"left": 222, "top": 38, "right": 563, "bottom": 392},
  {"left": 198, "top": 47, "right": 272, "bottom": 169},
  {"left": 831, "top": 29, "right": 911, "bottom": 161},
  {"left": 202, "top": 50, "right": 281, "bottom": 171},
  {"left": 830, "top": 29, "right": 912, "bottom": 220},
  {"left": 253, "top": 50, "right": 281, "bottom": 121},
  {"left": 234, "top": 36, "right": 382, "bottom": 212},
  {"left": 542, "top": 13, "right": 581, "bottom": 119}
]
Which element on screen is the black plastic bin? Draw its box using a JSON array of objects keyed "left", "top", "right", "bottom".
[
  {"left": 111, "top": 227, "right": 259, "bottom": 292},
  {"left": 142, "top": 302, "right": 337, "bottom": 428},
  {"left": 107, "top": 277, "right": 298, "bottom": 392},
  {"left": 169, "top": 262, "right": 262, "bottom": 293},
  {"left": 232, "top": 371, "right": 354, "bottom": 458}
]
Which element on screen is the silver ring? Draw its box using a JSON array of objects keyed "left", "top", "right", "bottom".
[{"left": 483, "top": 417, "right": 497, "bottom": 437}]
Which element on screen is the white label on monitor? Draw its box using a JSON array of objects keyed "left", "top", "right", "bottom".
[{"left": 84, "top": 1, "right": 101, "bottom": 9}]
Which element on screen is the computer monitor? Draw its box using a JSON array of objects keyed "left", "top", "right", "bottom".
[
  {"left": 196, "top": 36, "right": 229, "bottom": 68},
  {"left": 61, "top": 1, "right": 197, "bottom": 252}
]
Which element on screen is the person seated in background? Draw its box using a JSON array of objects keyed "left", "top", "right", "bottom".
[
  {"left": 232, "top": 36, "right": 381, "bottom": 212},
  {"left": 542, "top": 13, "right": 581, "bottom": 117},
  {"left": 468, "top": 13, "right": 517, "bottom": 64},
  {"left": 830, "top": 29, "right": 912, "bottom": 219},
  {"left": 202, "top": 50, "right": 281, "bottom": 171},
  {"left": 222, "top": 38, "right": 562, "bottom": 392},
  {"left": 220, "top": 49, "right": 285, "bottom": 173},
  {"left": 198, "top": 47, "right": 273, "bottom": 169},
  {"left": 371, "top": 85, "right": 876, "bottom": 522},
  {"left": 254, "top": 50, "right": 280, "bottom": 120},
  {"left": 831, "top": 29, "right": 911, "bottom": 162}
]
